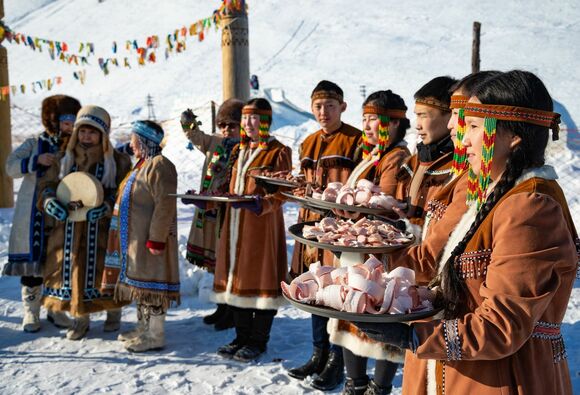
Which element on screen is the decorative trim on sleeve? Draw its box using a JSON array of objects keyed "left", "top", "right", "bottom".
[
  {"left": 426, "top": 199, "right": 448, "bottom": 222},
  {"left": 456, "top": 249, "right": 492, "bottom": 279},
  {"left": 532, "top": 321, "right": 567, "bottom": 363},
  {"left": 574, "top": 237, "right": 579, "bottom": 279},
  {"left": 146, "top": 240, "right": 166, "bottom": 250},
  {"left": 443, "top": 319, "right": 462, "bottom": 361}
]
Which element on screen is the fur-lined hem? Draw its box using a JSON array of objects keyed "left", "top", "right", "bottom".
[
  {"left": 115, "top": 283, "right": 180, "bottom": 310},
  {"left": 327, "top": 319, "right": 405, "bottom": 362},
  {"left": 210, "top": 290, "right": 287, "bottom": 310},
  {"left": 427, "top": 359, "right": 437, "bottom": 395},
  {"left": 1, "top": 261, "right": 43, "bottom": 277}
]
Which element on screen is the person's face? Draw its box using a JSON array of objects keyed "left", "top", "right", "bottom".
[
  {"left": 241, "top": 114, "right": 261, "bottom": 140},
  {"left": 130, "top": 133, "right": 143, "bottom": 158},
  {"left": 463, "top": 97, "right": 520, "bottom": 179},
  {"left": 77, "top": 126, "right": 101, "bottom": 147},
  {"left": 414, "top": 103, "right": 451, "bottom": 145},
  {"left": 59, "top": 120, "right": 75, "bottom": 136},
  {"left": 218, "top": 121, "right": 240, "bottom": 139},
  {"left": 362, "top": 114, "right": 400, "bottom": 146},
  {"left": 311, "top": 98, "right": 346, "bottom": 132}
]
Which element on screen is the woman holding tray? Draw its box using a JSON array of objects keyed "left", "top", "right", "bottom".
[
  {"left": 211, "top": 98, "right": 292, "bottom": 362},
  {"left": 354, "top": 70, "right": 578, "bottom": 395},
  {"left": 329, "top": 90, "right": 411, "bottom": 394}
]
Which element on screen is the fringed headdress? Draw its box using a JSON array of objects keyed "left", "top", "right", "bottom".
[
  {"left": 463, "top": 102, "right": 561, "bottom": 209},
  {"left": 362, "top": 105, "right": 406, "bottom": 165},
  {"left": 241, "top": 105, "right": 272, "bottom": 150},
  {"left": 449, "top": 95, "right": 469, "bottom": 176}
]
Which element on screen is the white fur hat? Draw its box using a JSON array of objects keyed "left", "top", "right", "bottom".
[{"left": 74, "top": 105, "right": 111, "bottom": 135}]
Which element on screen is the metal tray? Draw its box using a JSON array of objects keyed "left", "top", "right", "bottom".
[
  {"left": 287, "top": 221, "right": 412, "bottom": 254},
  {"left": 284, "top": 294, "right": 441, "bottom": 323},
  {"left": 170, "top": 194, "right": 255, "bottom": 203},
  {"left": 303, "top": 196, "right": 398, "bottom": 216},
  {"left": 280, "top": 192, "right": 330, "bottom": 215},
  {"left": 251, "top": 174, "right": 302, "bottom": 188}
]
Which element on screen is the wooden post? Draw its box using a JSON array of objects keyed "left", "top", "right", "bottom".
[
  {"left": 221, "top": 0, "right": 249, "bottom": 102},
  {"left": 211, "top": 100, "right": 216, "bottom": 134},
  {"left": 0, "top": 0, "right": 14, "bottom": 208},
  {"left": 472, "top": 21, "right": 481, "bottom": 74}
]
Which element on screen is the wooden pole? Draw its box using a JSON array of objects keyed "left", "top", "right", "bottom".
[
  {"left": 221, "top": 0, "right": 249, "bottom": 102},
  {"left": 472, "top": 21, "right": 481, "bottom": 74},
  {"left": 211, "top": 100, "right": 216, "bottom": 134},
  {"left": 0, "top": 0, "right": 14, "bottom": 208}
]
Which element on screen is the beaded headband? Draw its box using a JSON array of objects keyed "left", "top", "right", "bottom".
[
  {"left": 463, "top": 102, "right": 560, "bottom": 140},
  {"left": 449, "top": 95, "right": 469, "bottom": 110},
  {"left": 415, "top": 98, "right": 451, "bottom": 113},
  {"left": 241, "top": 106, "right": 272, "bottom": 116},
  {"left": 363, "top": 105, "right": 406, "bottom": 119},
  {"left": 311, "top": 91, "right": 344, "bottom": 103}
]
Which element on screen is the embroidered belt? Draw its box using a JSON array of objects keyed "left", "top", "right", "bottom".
[{"left": 532, "top": 321, "right": 567, "bottom": 363}]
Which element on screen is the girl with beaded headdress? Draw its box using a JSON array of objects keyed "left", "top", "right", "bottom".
[
  {"left": 354, "top": 70, "right": 578, "bottom": 395},
  {"left": 211, "top": 98, "right": 292, "bottom": 363}
]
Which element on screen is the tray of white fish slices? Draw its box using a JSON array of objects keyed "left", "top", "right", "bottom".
[
  {"left": 281, "top": 256, "right": 441, "bottom": 322},
  {"left": 304, "top": 180, "right": 406, "bottom": 215},
  {"left": 288, "top": 217, "right": 413, "bottom": 254}
]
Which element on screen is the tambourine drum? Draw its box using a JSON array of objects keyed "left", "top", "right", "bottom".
[{"left": 56, "top": 172, "right": 104, "bottom": 222}]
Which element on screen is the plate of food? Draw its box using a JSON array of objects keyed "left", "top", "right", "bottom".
[
  {"left": 251, "top": 173, "right": 305, "bottom": 188},
  {"left": 288, "top": 219, "right": 413, "bottom": 254},
  {"left": 281, "top": 258, "right": 441, "bottom": 323},
  {"left": 284, "top": 295, "right": 442, "bottom": 322},
  {"left": 170, "top": 193, "right": 255, "bottom": 203}
]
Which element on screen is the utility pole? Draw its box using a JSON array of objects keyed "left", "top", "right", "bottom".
[
  {"left": 146, "top": 94, "right": 156, "bottom": 121},
  {"left": 0, "top": 0, "right": 14, "bottom": 208},
  {"left": 359, "top": 85, "right": 367, "bottom": 101},
  {"left": 221, "top": 0, "right": 249, "bottom": 102}
]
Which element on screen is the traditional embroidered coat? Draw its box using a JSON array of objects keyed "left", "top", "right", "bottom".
[
  {"left": 38, "top": 145, "right": 131, "bottom": 316},
  {"left": 328, "top": 142, "right": 412, "bottom": 362},
  {"left": 290, "top": 123, "right": 362, "bottom": 276},
  {"left": 389, "top": 172, "right": 469, "bottom": 285},
  {"left": 211, "top": 138, "right": 292, "bottom": 310},
  {"left": 184, "top": 128, "right": 237, "bottom": 272},
  {"left": 3, "top": 133, "right": 61, "bottom": 277},
  {"left": 103, "top": 155, "right": 180, "bottom": 310},
  {"left": 395, "top": 152, "right": 454, "bottom": 228},
  {"left": 404, "top": 166, "right": 578, "bottom": 395}
]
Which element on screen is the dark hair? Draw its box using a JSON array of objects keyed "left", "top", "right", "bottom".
[
  {"left": 245, "top": 97, "right": 273, "bottom": 124},
  {"left": 414, "top": 76, "right": 458, "bottom": 108},
  {"left": 311, "top": 80, "right": 344, "bottom": 99},
  {"left": 449, "top": 71, "right": 502, "bottom": 97},
  {"left": 440, "top": 70, "right": 554, "bottom": 318},
  {"left": 363, "top": 90, "right": 410, "bottom": 142}
]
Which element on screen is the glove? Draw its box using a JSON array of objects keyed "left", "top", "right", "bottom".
[
  {"left": 352, "top": 321, "right": 417, "bottom": 351},
  {"left": 181, "top": 190, "right": 207, "bottom": 209},
  {"left": 45, "top": 198, "right": 68, "bottom": 222},
  {"left": 180, "top": 109, "right": 201, "bottom": 131},
  {"left": 86, "top": 204, "right": 109, "bottom": 222},
  {"left": 231, "top": 196, "right": 262, "bottom": 215}
]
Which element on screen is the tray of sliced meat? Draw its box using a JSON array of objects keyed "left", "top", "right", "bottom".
[
  {"left": 303, "top": 196, "right": 396, "bottom": 215},
  {"left": 251, "top": 175, "right": 302, "bottom": 188},
  {"left": 281, "top": 257, "right": 441, "bottom": 323},
  {"left": 170, "top": 193, "right": 255, "bottom": 203},
  {"left": 283, "top": 295, "right": 442, "bottom": 322},
  {"left": 288, "top": 218, "right": 413, "bottom": 254}
]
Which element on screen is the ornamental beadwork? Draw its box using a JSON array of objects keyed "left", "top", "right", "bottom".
[
  {"left": 531, "top": 321, "right": 567, "bottom": 363},
  {"left": 456, "top": 249, "right": 492, "bottom": 279},
  {"left": 443, "top": 319, "right": 462, "bottom": 361},
  {"left": 426, "top": 199, "right": 447, "bottom": 222}
]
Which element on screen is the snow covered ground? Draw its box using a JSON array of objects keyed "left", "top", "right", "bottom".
[{"left": 1, "top": 0, "right": 579, "bottom": 394}]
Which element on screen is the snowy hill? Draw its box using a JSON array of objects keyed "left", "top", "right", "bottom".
[{"left": 1, "top": 1, "right": 579, "bottom": 394}]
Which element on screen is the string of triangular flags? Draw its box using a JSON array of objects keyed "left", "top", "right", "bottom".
[
  {"left": 0, "top": 0, "right": 245, "bottom": 76},
  {"left": 0, "top": 70, "right": 87, "bottom": 101}
]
